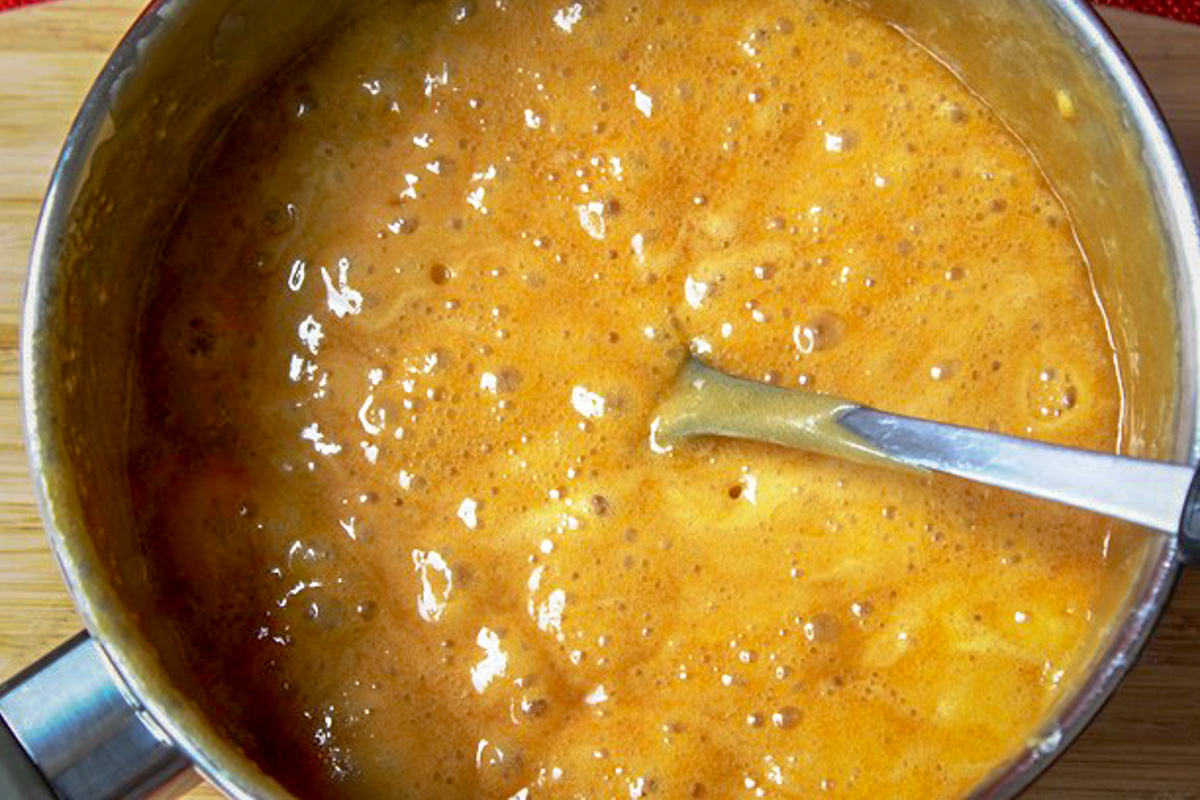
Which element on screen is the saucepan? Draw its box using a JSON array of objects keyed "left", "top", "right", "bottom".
[{"left": 1, "top": 0, "right": 1198, "bottom": 797}]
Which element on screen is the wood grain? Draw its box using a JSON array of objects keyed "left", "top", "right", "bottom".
[{"left": 0, "top": 2, "right": 1197, "bottom": 797}]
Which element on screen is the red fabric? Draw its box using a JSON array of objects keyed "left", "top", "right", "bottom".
[
  {"left": 0, "top": 0, "right": 1197, "bottom": 23},
  {"left": 1095, "top": 0, "right": 1200, "bottom": 23}
]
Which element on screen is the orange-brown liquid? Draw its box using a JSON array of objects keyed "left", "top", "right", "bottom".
[{"left": 129, "top": 0, "right": 1135, "bottom": 796}]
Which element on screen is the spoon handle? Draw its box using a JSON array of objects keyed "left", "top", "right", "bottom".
[
  {"left": 655, "top": 358, "right": 1200, "bottom": 559},
  {"left": 837, "top": 407, "right": 1194, "bottom": 535}
]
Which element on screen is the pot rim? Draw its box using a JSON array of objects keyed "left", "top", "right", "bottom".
[
  {"left": 971, "top": 1, "right": 1200, "bottom": 794},
  {"left": 21, "top": 4, "right": 286, "bottom": 796},
  {"left": 19, "top": 1, "right": 1200, "bottom": 798}
]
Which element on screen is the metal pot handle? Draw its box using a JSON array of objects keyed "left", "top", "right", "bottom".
[
  {"left": 0, "top": 632, "right": 194, "bottom": 799},
  {"left": 1179, "top": 468, "right": 1200, "bottom": 564}
]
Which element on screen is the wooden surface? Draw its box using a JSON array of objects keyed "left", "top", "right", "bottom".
[{"left": 0, "top": 2, "right": 1198, "bottom": 797}]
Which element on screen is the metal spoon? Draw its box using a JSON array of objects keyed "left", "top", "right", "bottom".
[{"left": 650, "top": 358, "right": 1200, "bottom": 561}]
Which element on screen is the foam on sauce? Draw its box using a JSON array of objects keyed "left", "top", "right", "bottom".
[{"left": 129, "top": 0, "right": 1138, "bottom": 796}]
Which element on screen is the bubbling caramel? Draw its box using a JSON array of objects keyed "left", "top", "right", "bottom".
[{"left": 129, "top": 0, "right": 1136, "bottom": 796}]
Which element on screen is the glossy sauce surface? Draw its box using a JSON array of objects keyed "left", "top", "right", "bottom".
[{"left": 129, "top": 0, "right": 1137, "bottom": 796}]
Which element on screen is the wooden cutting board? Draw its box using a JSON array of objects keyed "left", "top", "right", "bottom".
[{"left": 0, "top": 2, "right": 1197, "bottom": 797}]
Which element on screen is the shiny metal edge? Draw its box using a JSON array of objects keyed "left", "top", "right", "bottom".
[
  {"left": 0, "top": 632, "right": 193, "bottom": 799},
  {"left": 969, "top": 1, "right": 1200, "bottom": 797},
  {"left": 21, "top": 2, "right": 288, "bottom": 799}
]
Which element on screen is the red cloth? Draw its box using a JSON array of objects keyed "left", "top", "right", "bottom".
[
  {"left": 1096, "top": 0, "right": 1200, "bottom": 22},
  {"left": 0, "top": 0, "right": 1197, "bottom": 23}
]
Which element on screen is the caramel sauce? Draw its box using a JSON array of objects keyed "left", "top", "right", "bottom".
[{"left": 129, "top": 0, "right": 1134, "bottom": 796}]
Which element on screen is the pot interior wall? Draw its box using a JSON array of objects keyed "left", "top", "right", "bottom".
[
  {"left": 853, "top": 0, "right": 1192, "bottom": 787},
  {"left": 29, "top": 0, "right": 355, "bottom": 795},
  {"left": 853, "top": 0, "right": 1185, "bottom": 463},
  {"left": 27, "top": 0, "right": 1195, "bottom": 797}
]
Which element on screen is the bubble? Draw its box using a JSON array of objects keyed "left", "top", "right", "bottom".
[
  {"left": 929, "top": 360, "right": 959, "bottom": 381},
  {"left": 824, "top": 130, "right": 858, "bottom": 153},
  {"left": 184, "top": 315, "right": 219, "bottom": 361},
  {"left": 938, "top": 101, "right": 967, "bottom": 123},
  {"left": 293, "top": 84, "right": 317, "bottom": 118},
  {"left": 746, "top": 712, "right": 766, "bottom": 727},
  {"left": 772, "top": 705, "right": 801, "bottom": 729},
  {"left": 306, "top": 599, "right": 346, "bottom": 629},
  {"left": 793, "top": 311, "right": 846, "bottom": 354},
  {"left": 520, "top": 697, "right": 549, "bottom": 717},
  {"left": 1029, "top": 367, "right": 1078, "bottom": 419},
  {"left": 430, "top": 263, "right": 454, "bottom": 285},
  {"left": 389, "top": 215, "right": 420, "bottom": 235},
  {"left": 850, "top": 600, "right": 873, "bottom": 618},
  {"left": 754, "top": 263, "right": 776, "bottom": 280},
  {"left": 495, "top": 367, "right": 523, "bottom": 393},
  {"left": 429, "top": 155, "right": 456, "bottom": 175},
  {"left": 804, "top": 612, "right": 839, "bottom": 643},
  {"left": 1056, "top": 89, "right": 1077, "bottom": 120},
  {"left": 262, "top": 202, "right": 296, "bottom": 235}
]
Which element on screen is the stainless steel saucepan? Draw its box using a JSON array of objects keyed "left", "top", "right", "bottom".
[{"left": 2, "top": 0, "right": 1198, "bottom": 797}]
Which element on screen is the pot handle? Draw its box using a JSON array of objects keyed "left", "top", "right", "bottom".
[
  {"left": 1178, "top": 466, "right": 1200, "bottom": 564},
  {"left": 0, "top": 631, "right": 195, "bottom": 799}
]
